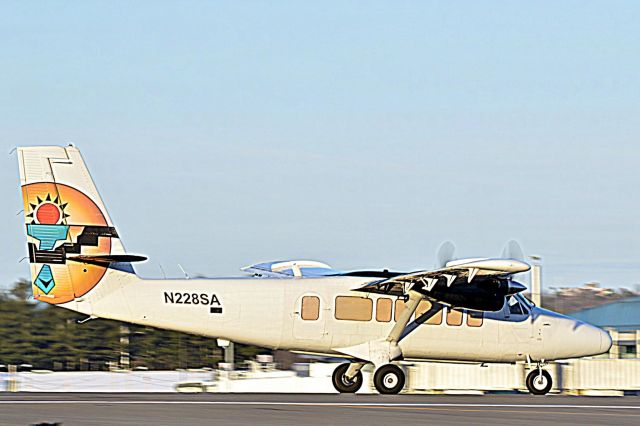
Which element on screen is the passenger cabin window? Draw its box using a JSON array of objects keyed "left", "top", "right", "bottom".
[
  {"left": 415, "top": 300, "right": 443, "bottom": 325},
  {"left": 376, "top": 298, "right": 392, "bottom": 322},
  {"left": 446, "top": 308, "right": 463, "bottom": 326},
  {"left": 467, "top": 311, "right": 483, "bottom": 327},
  {"left": 395, "top": 299, "right": 443, "bottom": 324},
  {"left": 335, "top": 296, "right": 373, "bottom": 321},
  {"left": 394, "top": 299, "right": 406, "bottom": 322},
  {"left": 301, "top": 296, "right": 320, "bottom": 321}
]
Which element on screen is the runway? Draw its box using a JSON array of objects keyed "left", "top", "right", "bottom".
[{"left": 1, "top": 393, "right": 639, "bottom": 426}]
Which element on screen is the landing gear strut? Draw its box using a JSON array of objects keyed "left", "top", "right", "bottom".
[
  {"left": 373, "top": 364, "right": 405, "bottom": 394},
  {"left": 526, "top": 367, "right": 552, "bottom": 395},
  {"left": 332, "top": 363, "right": 363, "bottom": 393}
]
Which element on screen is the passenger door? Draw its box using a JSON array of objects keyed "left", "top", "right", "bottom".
[{"left": 292, "top": 294, "right": 326, "bottom": 340}]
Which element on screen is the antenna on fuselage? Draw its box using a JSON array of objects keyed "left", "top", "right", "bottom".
[
  {"left": 178, "top": 264, "right": 190, "bottom": 280},
  {"left": 159, "top": 264, "right": 166, "bottom": 279}
]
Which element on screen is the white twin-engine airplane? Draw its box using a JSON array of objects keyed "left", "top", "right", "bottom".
[{"left": 17, "top": 145, "right": 612, "bottom": 395}]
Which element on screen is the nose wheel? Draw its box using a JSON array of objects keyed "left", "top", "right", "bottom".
[
  {"left": 526, "top": 369, "right": 552, "bottom": 395},
  {"left": 373, "top": 364, "right": 405, "bottom": 394},
  {"left": 332, "top": 363, "right": 363, "bottom": 393}
]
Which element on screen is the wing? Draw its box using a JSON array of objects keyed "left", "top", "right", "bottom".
[
  {"left": 353, "top": 258, "right": 530, "bottom": 311},
  {"left": 242, "top": 260, "right": 341, "bottom": 278}
]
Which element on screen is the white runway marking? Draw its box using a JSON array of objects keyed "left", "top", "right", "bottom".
[{"left": 0, "top": 401, "right": 639, "bottom": 409}]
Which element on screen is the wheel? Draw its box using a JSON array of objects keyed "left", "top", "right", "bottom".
[
  {"left": 332, "top": 363, "right": 363, "bottom": 393},
  {"left": 373, "top": 364, "right": 405, "bottom": 395},
  {"left": 526, "top": 369, "right": 552, "bottom": 395}
]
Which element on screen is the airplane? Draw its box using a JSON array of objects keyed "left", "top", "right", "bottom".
[{"left": 16, "top": 145, "right": 612, "bottom": 395}]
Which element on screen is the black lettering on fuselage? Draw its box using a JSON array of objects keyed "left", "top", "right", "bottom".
[{"left": 163, "top": 292, "right": 221, "bottom": 307}]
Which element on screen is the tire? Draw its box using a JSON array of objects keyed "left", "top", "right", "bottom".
[
  {"left": 526, "top": 369, "right": 552, "bottom": 395},
  {"left": 332, "top": 363, "right": 363, "bottom": 393},
  {"left": 373, "top": 364, "right": 405, "bottom": 395}
]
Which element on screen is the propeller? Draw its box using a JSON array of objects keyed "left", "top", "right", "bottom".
[
  {"left": 501, "top": 239, "right": 525, "bottom": 262},
  {"left": 435, "top": 241, "right": 456, "bottom": 269},
  {"left": 500, "top": 239, "right": 530, "bottom": 290}
]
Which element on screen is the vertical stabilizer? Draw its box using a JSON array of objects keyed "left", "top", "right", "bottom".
[{"left": 17, "top": 145, "right": 131, "bottom": 305}]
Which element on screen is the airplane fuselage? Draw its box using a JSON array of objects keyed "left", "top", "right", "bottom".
[{"left": 66, "top": 269, "right": 610, "bottom": 364}]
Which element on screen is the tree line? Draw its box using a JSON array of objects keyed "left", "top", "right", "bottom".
[{"left": 0, "top": 280, "right": 260, "bottom": 371}]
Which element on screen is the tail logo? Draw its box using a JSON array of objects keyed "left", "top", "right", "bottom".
[
  {"left": 23, "top": 182, "right": 115, "bottom": 303},
  {"left": 34, "top": 265, "right": 55, "bottom": 294}
]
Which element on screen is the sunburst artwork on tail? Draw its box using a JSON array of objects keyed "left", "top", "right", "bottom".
[{"left": 18, "top": 146, "right": 128, "bottom": 304}]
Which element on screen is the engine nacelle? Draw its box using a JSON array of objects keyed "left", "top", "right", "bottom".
[{"left": 421, "top": 277, "right": 525, "bottom": 312}]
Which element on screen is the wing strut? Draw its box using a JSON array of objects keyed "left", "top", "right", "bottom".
[
  {"left": 332, "top": 289, "right": 423, "bottom": 367},
  {"left": 386, "top": 290, "right": 422, "bottom": 344}
]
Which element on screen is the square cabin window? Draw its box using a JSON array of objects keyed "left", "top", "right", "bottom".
[
  {"left": 301, "top": 296, "right": 320, "bottom": 321},
  {"left": 335, "top": 296, "right": 373, "bottom": 321},
  {"left": 395, "top": 299, "right": 407, "bottom": 322},
  {"left": 415, "top": 300, "right": 443, "bottom": 325},
  {"left": 376, "top": 298, "right": 393, "bottom": 322},
  {"left": 467, "top": 310, "right": 483, "bottom": 327},
  {"left": 446, "top": 308, "right": 463, "bottom": 326}
]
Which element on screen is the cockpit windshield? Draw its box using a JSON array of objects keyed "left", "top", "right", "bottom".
[
  {"left": 507, "top": 295, "right": 530, "bottom": 316},
  {"left": 516, "top": 293, "right": 535, "bottom": 308}
]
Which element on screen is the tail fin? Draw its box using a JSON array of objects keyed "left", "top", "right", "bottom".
[{"left": 17, "top": 145, "right": 137, "bottom": 305}]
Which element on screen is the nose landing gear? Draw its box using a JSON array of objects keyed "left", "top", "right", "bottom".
[{"left": 525, "top": 360, "right": 552, "bottom": 395}]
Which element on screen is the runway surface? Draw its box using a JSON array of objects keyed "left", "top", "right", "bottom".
[{"left": 1, "top": 393, "right": 639, "bottom": 426}]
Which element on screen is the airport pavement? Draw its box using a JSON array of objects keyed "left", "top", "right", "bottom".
[{"left": 0, "top": 393, "right": 639, "bottom": 426}]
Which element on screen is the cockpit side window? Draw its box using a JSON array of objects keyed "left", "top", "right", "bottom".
[
  {"left": 515, "top": 294, "right": 534, "bottom": 311},
  {"left": 508, "top": 296, "right": 525, "bottom": 316}
]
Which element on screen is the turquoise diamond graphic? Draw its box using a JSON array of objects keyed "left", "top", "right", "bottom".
[{"left": 35, "top": 265, "right": 55, "bottom": 294}]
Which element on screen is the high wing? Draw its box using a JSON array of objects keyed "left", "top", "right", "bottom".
[
  {"left": 241, "top": 260, "right": 342, "bottom": 278},
  {"left": 353, "top": 257, "right": 530, "bottom": 312}
]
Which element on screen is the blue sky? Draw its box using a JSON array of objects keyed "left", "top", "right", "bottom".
[{"left": 1, "top": 1, "right": 639, "bottom": 291}]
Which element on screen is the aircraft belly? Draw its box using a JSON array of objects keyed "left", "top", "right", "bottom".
[{"left": 400, "top": 321, "right": 504, "bottom": 363}]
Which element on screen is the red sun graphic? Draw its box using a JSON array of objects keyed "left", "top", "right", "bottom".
[
  {"left": 27, "top": 194, "right": 69, "bottom": 225},
  {"left": 36, "top": 203, "right": 61, "bottom": 224}
]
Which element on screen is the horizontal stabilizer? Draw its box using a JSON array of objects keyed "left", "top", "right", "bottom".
[{"left": 67, "top": 254, "right": 148, "bottom": 265}]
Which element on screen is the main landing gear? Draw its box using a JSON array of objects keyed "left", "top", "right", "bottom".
[
  {"left": 332, "top": 291, "right": 421, "bottom": 395},
  {"left": 373, "top": 364, "right": 405, "bottom": 394},
  {"left": 332, "top": 363, "right": 406, "bottom": 394},
  {"left": 332, "top": 363, "right": 364, "bottom": 393}
]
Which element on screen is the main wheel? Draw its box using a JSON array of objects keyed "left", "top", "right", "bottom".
[
  {"left": 526, "top": 369, "right": 552, "bottom": 395},
  {"left": 373, "top": 364, "right": 405, "bottom": 395},
  {"left": 332, "top": 363, "right": 363, "bottom": 393}
]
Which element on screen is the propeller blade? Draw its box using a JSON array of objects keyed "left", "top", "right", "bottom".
[
  {"left": 435, "top": 241, "right": 456, "bottom": 268},
  {"left": 501, "top": 240, "right": 530, "bottom": 290},
  {"left": 501, "top": 240, "right": 525, "bottom": 261}
]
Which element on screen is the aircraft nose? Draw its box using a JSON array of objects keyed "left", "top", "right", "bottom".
[
  {"left": 599, "top": 328, "right": 613, "bottom": 353},
  {"left": 579, "top": 323, "right": 612, "bottom": 357}
]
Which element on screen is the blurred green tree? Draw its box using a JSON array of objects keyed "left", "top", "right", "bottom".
[{"left": 0, "top": 279, "right": 262, "bottom": 370}]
